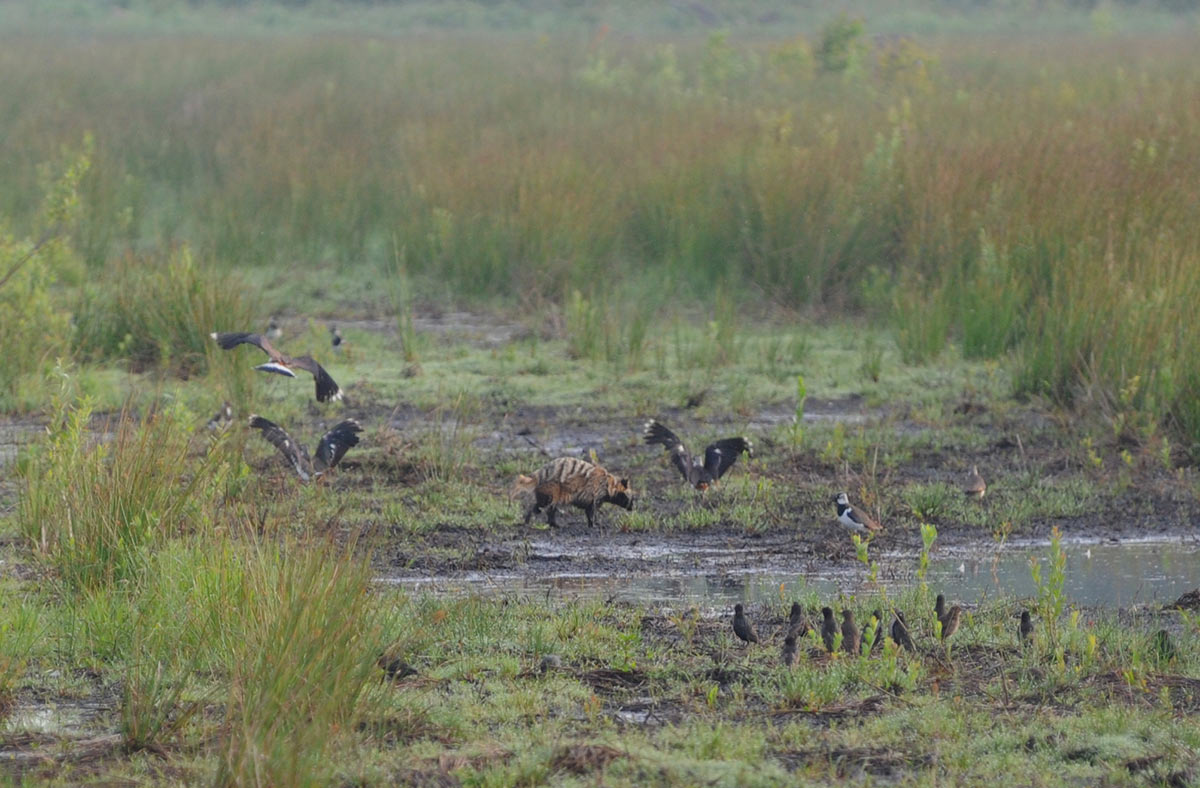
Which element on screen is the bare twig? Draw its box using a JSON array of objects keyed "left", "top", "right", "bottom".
[{"left": 0, "top": 224, "right": 63, "bottom": 291}]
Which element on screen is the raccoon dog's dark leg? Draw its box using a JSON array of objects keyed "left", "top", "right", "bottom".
[
  {"left": 522, "top": 503, "right": 541, "bottom": 525},
  {"left": 546, "top": 505, "right": 559, "bottom": 527},
  {"left": 584, "top": 502, "right": 597, "bottom": 528}
]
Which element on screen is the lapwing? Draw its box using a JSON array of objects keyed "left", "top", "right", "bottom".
[
  {"left": 248, "top": 414, "right": 362, "bottom": 482},
  {"left": 963, "top": 464, "right": 986, "bottom": 499},
  {"left": 732, "top": 603, "right": 759, "bottom": 645},
  {"left": 841, "top": 610, "right": 861, "bottom": 656},
  {"left": 329, "top": 324, "right": 343, "bottom": 352},
  {"left": 267, "top": 316, "right": 283, "bottom": 340},
  {"left": 833, "top": 492, "right": 881, "bottom": 534},
  {"left": 211, "top": 331, "right": 342, "bottom": 402},
  {"left": 643, "top": 420, "right": 752, "bottom": 491}
]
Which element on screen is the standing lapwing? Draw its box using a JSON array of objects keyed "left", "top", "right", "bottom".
[
  {"left": 643, "top": 420, "right": 752, "bottom": 491},
  {"left": 248, "top": 415, "right": 362, "bottom": 482},
  {"left": 211, "top": 331, "right": 342, "bottom": 402},
  {"left": 963, "top": 465, "right": 986, "bottom": 500},
  {"left": 329, "top": 324, "right": 343, "bottom": 352},
  {"left": 833, "top": 492, "right": 882, "bottom": 535},
  {"left": 732, "top": 603, "right": 759, "bottom": 645}
]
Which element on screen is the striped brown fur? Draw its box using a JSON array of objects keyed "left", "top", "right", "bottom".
[{"left": 513, "top": 457, "right": 633, "bottom": 527}]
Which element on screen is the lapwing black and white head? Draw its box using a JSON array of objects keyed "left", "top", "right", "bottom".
[
  {"left": 963, "top": 464, "right": 986, "bottom": 499},
  {"left": 329, "top": 324, "right": 343, "bottom": 352},
  {"left": 267, "top": 316, "right": 283, "bottom": 340},
  {"left": 248, "top": 414, "right": 362, "bottom": 482},
  {"left": 732, "top": 603, "right": 759, "bottom": 645},
  {"left": 642, "top": 419, "right": 752, "bottom": 491},
  {"left": 833, "top": 492, "right": 881, "bottom": 534},
  {"left": 211, "top": 331, "right": 342, "bottom": 402}
]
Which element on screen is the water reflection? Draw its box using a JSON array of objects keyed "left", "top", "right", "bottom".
[{"left": 384, "top": 540, "right": 1200, "bottom": 608}]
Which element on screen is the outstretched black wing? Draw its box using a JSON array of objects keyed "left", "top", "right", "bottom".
[
  {"left": 313, "top": 419, "right": 363, "bottom": 473},
  {"left": 290, "top": 355, "right": 342, "bottom": 403},
  {"left": 643, "top": 420, "right": 693, "bottom": 483},
  {"left": 248, "top": 414, "right": 312, "bottom": 480},
  {"left": 703, "top": 437, "right": 752, "bottom": 480},
  {"left": 211, "top": 331, "right": 282, "bottom": 360}
]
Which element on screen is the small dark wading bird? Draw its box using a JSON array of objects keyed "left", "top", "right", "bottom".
[
  {"left": 788, "top": 602, "right": 809, "bottom": 636},
  {"left": 891, "top": 611, "right": 916, "bottom": 652},
  {"left": 248, "top": 415, "right": 362, "bottom": 482},
  {"left": 1018, "top": 610, "right": 1034, "bottom": 647},
  {"left": 781, "top": 633, "right": 799, "bottom": 667},
  {"left": 939, "top": 604, "right": 962, "bottom": 642},
  {"left": 732, "top": 603, "right": 759, "bottom": 645},
  {"left": 821, "top": 607, "right": 839, "bottom": 653},
  {"left": 642, "top": 420, "right": 752, "bottom": 492},
  {"left": 206, "top": 401, "right": 233, "bottom": 431},
  {"left": 210, "top": 331, "right": 342, "bottom": 403},
  {"left": 841, "top": 610, "right": 861, "bottom": 656},
  {"left": 512, "top": 457, "right": 633, "bottom": 528},
  {"left": 833, "top": 492, "right": 882, "bottom": 535},
  {"left": 963, "top": 464, "right": 987, "bottom": 500}
]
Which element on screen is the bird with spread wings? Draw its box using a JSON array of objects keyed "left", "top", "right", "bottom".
[
  {"left": 248, "top": 415, "right": 362, "bottom": 482},
  {"left": 642, "top": 420, "right": 752, "bottom": 491},
  {"left": 210, "top": 331, "right": 342, "bottom": 402}
]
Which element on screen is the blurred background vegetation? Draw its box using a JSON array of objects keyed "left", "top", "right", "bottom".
[{"left": 1, "top": 0, "right": 1199, "bottom": 451}]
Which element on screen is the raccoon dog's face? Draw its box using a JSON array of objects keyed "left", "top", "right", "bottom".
[{"left": 610, "top": 478, "right": 634, "bottom": 511}]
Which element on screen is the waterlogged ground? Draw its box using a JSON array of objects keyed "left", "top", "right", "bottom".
[{"left": 3, "top": 314, "right": 1200, "bottom": 785}]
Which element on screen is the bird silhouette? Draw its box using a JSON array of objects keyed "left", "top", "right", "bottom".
[
  {"left": 841, "top": 610, "right": 861, "bottom": 656},
  {"left": 211, "top": 331, "right": 342, "bottom": 402},
  {"left": 821, "top": 607, "right": 838, "bottom": 653},
  {"left": 732, "top": 603, "right": 759, "bottom": 645},
  {"left": 781, "top": 634, "right": 799, "bottom": 667},
  {"left": 963, "top": 464, "right": 986, "bottom": 499},
  {"left": 1018, "top": 610, "right": 1034, "bottom": 647},
  {"left": 891, "top": 611, "right": 916, "bottom": 652},
  {"left": 939, "top": 605, "right": 962, "bottom": 641},
  {"left": 788, "top": 601, "right": 810, "bottom": 636}
]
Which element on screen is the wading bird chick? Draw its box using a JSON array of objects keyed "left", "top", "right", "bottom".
[
  {"left": 892, "top": 611, "right": 916, "bottom": 652},
  {"left": 788, "top": 601, "right": 808, "bottom": 636},
  {"left": 206, "top": 401, "right": 233, "bottom": 431},
  {"left": 821, "top": 607, "right": 839, "bottom": 653},
  {"left": 963, "top": 464, "right": 986, "bottom": 499},
  {"left": 642, "top": 420, "right": 752, "bottom": 491},
  {"left": 248, "top": 415, "right": 362, "bottom": 482},
  {"left": 781, "top": 633, "right": 799, "bottom": 667},
  {"left": 1019, "top": 610, "right": 1034, "bottom": 647},
  {"left": 833, "top": 492, "right": 881, "bottom": 534},
  {"left": 935, "top": 594, "right": 946, "bottom": 620},
  {"left": 939, "top": 605, "right": 962, "bottom": 641},
  {"left": 841, "top": 610, "right": 861, "bottom": 656},
  {"left": 861, "top": 609, "right": 884, "bottom": 652},
  {"left": 512, "top": 457, "right": 633, "bottom": 528},
  {"left": 733, "top": 604, "right": 759, "bottom": 645},
  {"left": 210, "top": 331, "right": 342, "bottom": 402}
]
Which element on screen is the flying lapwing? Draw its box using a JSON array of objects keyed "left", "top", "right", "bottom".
[
  {"left": 248, "top": 414, "right": 362, "bottom": 482},
  {"left": 211, "top": 331, "right": 342, "bottom": 402},
  {"left": 643, "top": 420, "right": 752, "bottom": 491}
]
